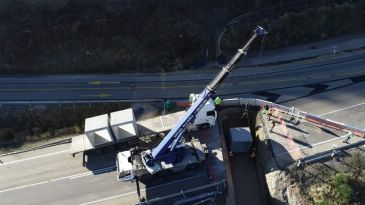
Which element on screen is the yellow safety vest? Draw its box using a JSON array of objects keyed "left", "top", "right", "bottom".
[{"left": 215, "top": 97, "right": 222, "bottom": 105}]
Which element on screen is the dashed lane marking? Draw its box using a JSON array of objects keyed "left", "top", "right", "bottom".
[
  {"left": 79, "top": 174, "right": 205, "bottom": 205},
  {"left": 0, "top": 166, "right": 116, "bottom": 193},
  {"left": 0, "top": 181, "right": 49, "bottom": 194},
  {"left": 276, "top": 134, "right": 350, "bottom": 157},
  {"left": 0, "top": 150, "right": 70, "bottom": 167},
  {"left": 319, "top": 101, "right": 365, "bottom": 116}
]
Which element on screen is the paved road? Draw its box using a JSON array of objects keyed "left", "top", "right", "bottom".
[
  {"left": 0, "top": 52, "right": 365, "bottom": 101},
  {"left": 0, "top": 138, "right": 210, "bottom": 205},
  {"left": 0, "top": 79, "right": 364, "bottom": 205},
  {"left": 1, "top": 50, "right": 365, "bottom": 204},
  {"left": 1, "top": 79, "right": 364, "bottom": 205},
  {"left": 0, "top": 119, "right": 226, "bottom": 205}
]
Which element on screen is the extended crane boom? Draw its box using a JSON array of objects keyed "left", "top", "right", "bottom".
[
  {"left": 116, "top": 26, "right": 267, "bottom": 183},
  {"left": 146, "top": 26, "right": 268, "bottom": 167}
]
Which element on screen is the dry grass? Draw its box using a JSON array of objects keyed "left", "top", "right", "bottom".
[{"left": 290, "top": 150, "right": 365, "bottom": 205}]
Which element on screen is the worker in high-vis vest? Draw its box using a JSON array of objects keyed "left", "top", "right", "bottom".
[
  {"left": 343, "top": 131, "right": 354, "bottom": 143},
  {"left": 214, "top": 96, "right": 222, "bottom": 110},
  {"left": 263, "top": 104, "right": 272, "bottom": 120}
]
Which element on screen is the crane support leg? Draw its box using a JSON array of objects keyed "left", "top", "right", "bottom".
[{"left": 135, "top": 178, "right": 145, "bottom": 202}]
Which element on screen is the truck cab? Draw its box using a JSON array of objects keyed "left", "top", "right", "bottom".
[
  {"left": 117, "top": 138, "right": 207, "bottom": 183},
  {"left": 189, "top": 94, "right": 217, "bottom": 128},
  {"left": 116, "top": 151, "right": 134, "bottom": 182}
]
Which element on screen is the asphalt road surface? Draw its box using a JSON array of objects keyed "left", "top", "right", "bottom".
[
  {"left": 0, "top": 142, "right": 210, "bottom": 205},
  {"left": 1, "top": 80, "right": 364, "bottom": 205},
  {"left": 0, "top": 52, "right": 365, "bottom": 205},
  {"left": 0, "top": 52, "right": 365, "bottom": 101}
]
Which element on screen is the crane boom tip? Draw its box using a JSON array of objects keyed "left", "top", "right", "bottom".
[{"left": 255, "top": 26, "right": 268, "bottom": 36}]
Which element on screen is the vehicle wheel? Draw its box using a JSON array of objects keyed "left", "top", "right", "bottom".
[
  {"left": 185, "top": 163, "right": 200, "bottom": 171},
  {"left": 157, "top": 169, "right": 173, "bottom": 177},
  {"left": 176, "top": 152, "right": 184, "bottom": 163},
  {"left": 203, "top": 123, "right": 210, "bottom": 129},
  {"left": 139, "top": 173, "right": 153, "bottom": 183},
  {"left": 197, "top": 123, "right": 209, "bottom": 130},
  {"left": 116, "top": 143, "right": 128, "bottom": 151}
]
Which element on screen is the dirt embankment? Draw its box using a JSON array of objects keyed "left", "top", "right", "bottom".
[
  {"left": 255, "top": 110, "right": 365, "bottom": 205},
  {"left": 254, "top": 111, "right": 312, "bottom": 205}
]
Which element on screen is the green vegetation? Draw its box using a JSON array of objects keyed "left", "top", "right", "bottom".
[
  {"left": 292, "top": 151, "right": 365, "bottom": 205},
  {"left": 308, "top": 172, "right": 354, "bottom": 205},
  {"left": 224, "top": 2, "right": 365, "bottom": 51},
  {"left": 333, "top": 173, "right": 353, "bottom": 204},
  {"left": 0, "top": 103, "right": 129, "bottom": 148},
  {"left": 0, "top": 128, "right": 15, "bottom": 142},
  {"left": 0, "top": 0, "right": 364, "bottom": 74},
  {"left": 317, "top": 200, "right": 331, "bottom": 205}
]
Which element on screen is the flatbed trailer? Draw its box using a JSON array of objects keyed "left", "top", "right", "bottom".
[{"left": 70, "top": 110, "right": 188, "bottom": 155}]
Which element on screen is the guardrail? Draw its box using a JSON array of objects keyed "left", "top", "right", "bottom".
[
  {"left": 297, "top": 139, "right": 365, "bottom": 165},
  {"left": 0, "top": 138, "right": 71, "bottom": 157},
  {"left": 0, "top": 99, "right": 165, "bottom": 108},
  {"left": 222, "top": 98, "right": 365, "bottom": 138},
  {"left": 135, "top": 180, "right": 226, "bottom": 205}
]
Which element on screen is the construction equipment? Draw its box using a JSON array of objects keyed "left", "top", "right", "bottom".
[
  {"left": 71, "top": 105, "right": 217, "bottom": 158},
  {"left": 117, "top": 26, "right": 267, "bottom": 182}
]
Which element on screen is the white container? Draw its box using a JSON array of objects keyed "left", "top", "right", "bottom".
[
  {"left": 84, "top": 114, "right": 114, "bottom": 146},
  {"left": 110, "top": 108, "right": 138, "bottom": 142}
]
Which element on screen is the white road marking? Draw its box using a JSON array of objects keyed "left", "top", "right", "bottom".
[
  {"left": 276, "top": 134, "right": 350, "bottom": 157},
  {"left": 0, "top": 181, "right": 49, "bottom": 193},
  {"left": 276, "top": 101, "right": 365, "bottom": 157},
  {"left": 0, "top": 150, "right": 70, "bottom": 167},
  {"left": 319, "top": 101, "right": 365, "bottom": 116},
  {"left": 79, "top": 192, "right": 135, "bottom": 205},
  {"left": 3, "top": 98, "right": 364, "bottom": 202},
  {"left": 0, "top": 166, "right": 116, "bottom": 193},
  {"left": 69, "top": 166, "right": 116, "bottom": 179},
  {"left": 80, "top": 174, "right": 205, "bottom": 205}
]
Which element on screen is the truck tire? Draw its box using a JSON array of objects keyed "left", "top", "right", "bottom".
[
  {"left": 139, "top": 173, "right": 153, "bottom": 183},
  {"left": 157, "top": 169, "right": 173, "bottom": 177},
  {"left": 185, "top": 163, "right": 200, "bottom": 171},
  {"left": 197, "top": 123, "right": 210, "bottom": 130}
]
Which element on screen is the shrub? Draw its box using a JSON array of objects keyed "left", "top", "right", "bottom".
[
  {"left": 333, "top": 173, "right": 353, "bottom": 204},
  {"left": 334, "top": 173, "right": 350, "bottom": 187},
  {"left": 316, "top": 199, "right": 330, "bottom": 205},
  {"left": 0, "top": 128, "right": 15, "bottom": 142}
]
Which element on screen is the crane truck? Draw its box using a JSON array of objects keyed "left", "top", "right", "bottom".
[{"left": 116, "top": 26, "right": 268, "bottom": 182}]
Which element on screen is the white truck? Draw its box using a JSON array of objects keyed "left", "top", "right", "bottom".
[
  {"left": 189, "top": 93, "right": 217, "bottom": 129},
  {"left": 117, "top": 137, "right": 207, "bottom": 182},
  {"left": 115, "top": 95, "right": 216, "bottom": 182},
  {"left": 70, "top": 98, "right": 217, "bottom": 160}
]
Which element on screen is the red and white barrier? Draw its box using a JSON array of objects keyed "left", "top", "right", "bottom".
[{"left": 221, "top": 98, "right": 365, "bottom": 138}]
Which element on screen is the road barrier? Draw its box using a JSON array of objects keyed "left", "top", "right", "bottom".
[
  {"left": 0, "top": 99, "right": 165, "bottom": 109},
  {"left": 0, "top": 138, "right": 71, "bottom": 157},
  {"left": 222, "top": 98, "right": 365, "bottom": 138}
]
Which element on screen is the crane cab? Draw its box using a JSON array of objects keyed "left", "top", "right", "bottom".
[{"left": 189, "top": 94, "right": 217, "bottom": 128}]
